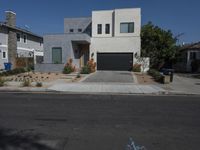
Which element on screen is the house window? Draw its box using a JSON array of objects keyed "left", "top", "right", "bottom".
[
  {"left": 17, "top": 33, "right": 21, "bottom": 42},
  {"left": 97, "top": 24, "right": 102, "bottom": 34},
  {"left": 120, "top": 22, "right": 134, "bottom": 33},
  {"left": 78, "top": 29, "right": 82, "bottom": 32},
  {"left": 52, "top": 47, "right": 62, "bottom": 64},
  {"left": 2, "top": 51, "right": 7, "bottom": 59},
  {"left": 105, "top": 24, "right": 110, "bottom": 34},
  {"left": 190, "top": 52, "right": 197, "bottom": 60},
  {"left": 70, "top": 29, "right": 74, "bottom": 33},
  {"left": 23, "top": 34, "right": 27, "bottom": 43}
]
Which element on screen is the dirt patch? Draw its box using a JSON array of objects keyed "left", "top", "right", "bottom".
[
  {"left": 3, "top": 72, "right": 71, "bottom": 83},
  {"left": 135, "top": 72, "right": 157, "bottom": 84}
]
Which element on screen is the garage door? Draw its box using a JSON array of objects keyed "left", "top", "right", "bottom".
[{"left": 97, "top": 53, "right": 133, "bottom": 71}]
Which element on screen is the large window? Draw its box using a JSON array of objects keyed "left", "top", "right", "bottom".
[
  {"left": 97, "top": 24, "right": 102, "bottom": 34},
  {"left": 120, "top": 22, "right": 134, "bottom": 33},
  {"left": 105, "top": 24, "right": 110, "bottom": 34},
  {"left": 52, "top": 47, "right": 62, "bottom": 64}
]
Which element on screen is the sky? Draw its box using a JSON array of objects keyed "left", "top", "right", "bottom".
[{"left": 0, "top": 0, "right": 200, "bottom": 44}]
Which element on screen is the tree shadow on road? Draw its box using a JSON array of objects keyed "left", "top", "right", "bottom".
[{"left": 0, "top": 128, "right": 54, "bottom": 150}]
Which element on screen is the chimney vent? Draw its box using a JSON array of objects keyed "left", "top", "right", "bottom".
[{"left": 5, "top": 11, "right": 16, "bottom": 27}]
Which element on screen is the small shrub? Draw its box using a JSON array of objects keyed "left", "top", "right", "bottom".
[
  {"left": 87, "top": 59, "right": 96, "bottom": 73},
  {"left": 22, "top": 79, "right": 31, "bottom": 87},
  {"left": 63, "top": 66, "right": 73, "bottom": 74},
  {"left": 148, "top": 69, "right": 163, "bottom": 82},
  {"left": 76, "top": 73, "right": 81, "bottom": 78},
  {"left": 63, "top": 58, "right": 75, "bottom": 74},
  {"left": 133, "top": 64, "right": 141, "bottom": 72},
  {"left": 81, "top": 65, "right": 91, "bottom": 74},
  {"left": 36, "top": 82, "right": 42, "bottom": 87},
  {"left": 0, "top": 77, "right": 5, "bottom": 87}
]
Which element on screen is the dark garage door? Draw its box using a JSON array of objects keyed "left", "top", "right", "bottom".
[{"left": 97, "top": 53, "right": 133, "bottom": 71}]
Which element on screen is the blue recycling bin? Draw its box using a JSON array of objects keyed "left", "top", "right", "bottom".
[{"left": 4, "top": 63, "right": 12, "bottom": 71}]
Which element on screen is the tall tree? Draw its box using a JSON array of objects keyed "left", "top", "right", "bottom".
[{"left": 141, "top": 22, "right": 177, "bottom": 69}]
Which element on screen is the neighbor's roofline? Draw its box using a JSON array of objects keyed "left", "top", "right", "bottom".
[{"left": 0, "top": 23, "right": 43, "bottom": 39}]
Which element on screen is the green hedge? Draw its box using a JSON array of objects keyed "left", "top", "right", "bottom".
[
  {"left": 63, "top": 66, "right": 74, "bottom": 74},
  {"left": 148, "top": 69, "right": 163, "bottom": 82},
  {"left": 81, "top": 65, "right": 91, "bottom": 74}
]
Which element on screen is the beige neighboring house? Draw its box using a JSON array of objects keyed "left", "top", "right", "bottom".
[{"left": 175, "top": 42, "right": 200, "bottom": 72}]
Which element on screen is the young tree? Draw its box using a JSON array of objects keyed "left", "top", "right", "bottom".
[{"left": 141, "top": 22, "right": 177, "bottom": 69}]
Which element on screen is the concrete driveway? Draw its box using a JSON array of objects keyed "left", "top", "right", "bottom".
[{"left": 82, "top": 71, "right": 134, "bottom": 83}]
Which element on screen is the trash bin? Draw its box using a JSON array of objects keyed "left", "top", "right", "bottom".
[
  {"left": 162, "top": 68, "right": 174, "bottom": 82},
  {"left": 4, "top": 63, "right": 12, "bottom": 71}
]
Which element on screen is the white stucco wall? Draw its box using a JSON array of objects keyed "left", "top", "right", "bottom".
[
  {"left": 90, "top": 8, "right": 141, "bottom": 63},
  {"left": 92, "top": 10, "right": 113, "bottom": 38},
  {"left": 114, "top": 8, "right": 141, "bottom": 37},
  {"left": 90, "top": 37, "right": 141, "bottom": 62}
]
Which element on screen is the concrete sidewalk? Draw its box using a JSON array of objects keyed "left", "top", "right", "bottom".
[
  {"left": 48, "top": 82, "right": 165, "bottom": 94},
  {"left": 160, "top": 74, "right": 200, "bottom": 95}
]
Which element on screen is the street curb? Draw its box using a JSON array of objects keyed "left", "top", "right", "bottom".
[{"left": 0, "top": 88, "right": 199, "bottom": 96}]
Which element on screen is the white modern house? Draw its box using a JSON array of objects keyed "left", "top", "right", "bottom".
[
  {"left": 0, "top": 11, "right": 43, "bottom": 70},
  {"left": 90, "top": 8, "right": 141, "bottom": 70},
  {"left": 36, "top": 8, "right": 141, "bottom": 72}
]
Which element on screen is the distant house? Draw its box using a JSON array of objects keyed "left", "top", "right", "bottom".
[
  {"left": 36, "top": 8, "right": 141, "bottom": 72},
  {"left": 0, "top": 11, "right": 43, "bottom": 69},
  {"left": 175, "top": 42, "right": 200, "bottom": 72}
]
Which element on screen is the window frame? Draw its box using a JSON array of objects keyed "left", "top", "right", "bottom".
[
  {"left": 120, "top": 22, "right": 134, "bottom": 33},
  {"left": 78, "top": 28, "right": 82, "bottom": 33},
  {"left": 190, "top": 52, "right": 197, "bottom": 60},
  {"left": 23, "top": 34, "right": 27, "bottom": 43},
  {"left": 2, "top": 51, "right": 7, "bottom": 59},
  {"left": 69, "top": 29, "right": 74, "bottom": 33},
  {"left": 17, "top": 33, "right": 21, "bottom": 42},
  {"left": 105, "top": 24, "right": 110, "bottom": 34},
  {"left": 97, "top": 24, "right": 102, "bottom": 34}
]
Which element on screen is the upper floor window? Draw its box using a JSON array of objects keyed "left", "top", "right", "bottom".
[
  {"left": 17, "top": 33, "right": 21, "bottom": 42},
  {"left": 120, "top": 22, "right": 134, "bottom": 33},
  {"left": 105, "top": 24, "right": 110, "bottom": 34},
  {"left": 70, "top": 29, "right": 74, "bottom": 33},
  {"left": 23, "top": 34, "right": 27, "bottom": 43},
  {"left": 97, "top": 24, "right": 102, "bottom": 34},
  {"left": 78, "top": 29, "right": 82, "bottom": 32}
]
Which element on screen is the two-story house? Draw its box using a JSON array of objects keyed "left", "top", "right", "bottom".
[
  {"left": 0, "top": 11, "right": 43, "bottom": 70},
  {"left": 36, "top": 8, "right": 141, "bottom": 72}
]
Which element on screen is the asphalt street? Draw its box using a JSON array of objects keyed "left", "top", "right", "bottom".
[{"left": 0, "top": 93, "right": 199, "bottom": 150}]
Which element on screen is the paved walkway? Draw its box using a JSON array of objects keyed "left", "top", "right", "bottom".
[{"left": 48, "top": 82, "right": 165, "bottom": 94}]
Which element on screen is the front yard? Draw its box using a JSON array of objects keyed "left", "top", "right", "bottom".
[{"left": 0, "top": 71, "right": 85, "bottom": 89}]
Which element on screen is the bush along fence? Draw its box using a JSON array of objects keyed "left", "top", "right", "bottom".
[
  {"left": 16, "top": 57, "right": 34, "bottom": 70},
  {"left": 0, "top": 68, "right": 28, "bottom": 77},
  {"left": 148, "top": 69, "right": 173, "bottom": 84}
]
